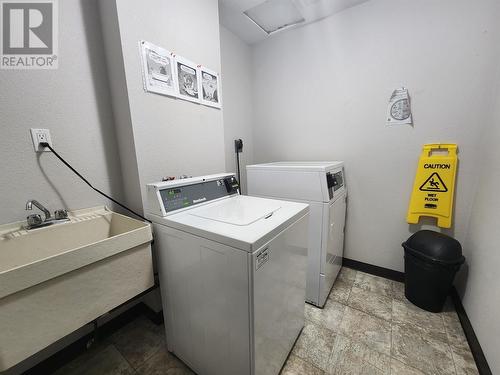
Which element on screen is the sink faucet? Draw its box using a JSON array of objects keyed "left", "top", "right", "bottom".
[
  {"left": 25, "top": 200, "right": 68, "bottom": 230},
  {"left": 26, "top": 199, "right": 51, "bottom": 221}
]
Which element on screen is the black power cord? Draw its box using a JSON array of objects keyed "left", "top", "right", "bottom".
[{"left": 41, "top": 142, "right": 151, "bottom": 223}]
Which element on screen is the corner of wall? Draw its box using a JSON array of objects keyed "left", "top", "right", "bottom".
[
  {"left": 219, "top": 25, "right": 256, "bottom": 194},
  {"left": 98, "top": 0, "right": 144, "bottom": 213}
]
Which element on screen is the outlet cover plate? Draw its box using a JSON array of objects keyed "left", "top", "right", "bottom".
[{"left": 30, "top": 128, "right": 53, "bottom": 152}]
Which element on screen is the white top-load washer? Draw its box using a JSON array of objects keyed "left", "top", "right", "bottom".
[
  {"left": 146, "top": 173, "right": 309, "bottom": 375},
  {"left": 247, "top": 162, "right": 347, "bottom": 307}
]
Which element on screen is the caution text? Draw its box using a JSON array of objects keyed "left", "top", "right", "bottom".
[{"left": 423, "top": 164, "right": 451, "bottom": 169}]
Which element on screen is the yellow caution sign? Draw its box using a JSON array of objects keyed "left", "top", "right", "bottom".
[{"left": 407, "top": 144, "right": 458, "bottom": 228}]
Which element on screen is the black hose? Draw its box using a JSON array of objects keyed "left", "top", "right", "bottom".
[{"left": 236, "top": 151, "right": 241, "bottom": 186}]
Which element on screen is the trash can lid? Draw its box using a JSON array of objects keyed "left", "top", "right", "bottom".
[{"left": 403, "top": 230, "right": 464, "bottom": 264}]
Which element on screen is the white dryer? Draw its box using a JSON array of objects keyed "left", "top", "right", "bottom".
[
  {"left": 247, "top": 162, "right": 347, "bottom": 307},
  {"left": 146, "top": 173, "right": 309, "bottom": 375}
]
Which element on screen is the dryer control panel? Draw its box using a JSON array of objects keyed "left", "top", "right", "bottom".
[{"left": 326, "top": 170, "right": 344, "bottom": 200}]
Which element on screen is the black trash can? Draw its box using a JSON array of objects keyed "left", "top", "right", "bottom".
[{"left": 402, "top": 230, "right": 465, "bottom": 312}]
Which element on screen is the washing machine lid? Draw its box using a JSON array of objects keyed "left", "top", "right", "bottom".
[
  {"left": 246, "top": 161, "right": 343, "bottom": 172},
  {"left": 189, "top": 195, "right": 282, "bottom": 226},
  {"left": 158, "top": 195, "right": 309, "bottom": 252}
]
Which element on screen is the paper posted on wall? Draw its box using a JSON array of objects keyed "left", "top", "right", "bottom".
[
  {"left": 175, "top": 55, "right": 200, "bottom": 103},
  {"left": 139, "top": 41, "right": 176, "bottom": 97},
  {"left": 386, "top": 87, "right": 412, "bottom": 126},
  {"left": 199, "top": 67, "right": 221, "bottom": 108}
]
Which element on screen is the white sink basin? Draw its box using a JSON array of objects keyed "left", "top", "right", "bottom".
[
  {"left": 0, "top": 206, "right": 154, "bottom": 371},
  {"left": 0, "top": 206, "right": 152, "bottom": 299}
]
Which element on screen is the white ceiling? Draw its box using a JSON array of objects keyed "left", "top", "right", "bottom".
[{"left": 219, "top": 0, "right": 370, "bottom": 45}]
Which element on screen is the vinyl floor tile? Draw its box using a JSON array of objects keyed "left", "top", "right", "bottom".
[
  {"left": 305, "top": 300, "right": 346, "bottom": 333},
  {"left": 391, "top": 281, "right": 406, "bottom": 301},
  {"left": 389, "top": 358, "right": 426, "bottom": 375},
  {"left": 339, "top": 307, "right": 392, "bottom": 356},
  {"left": 337, "top": 267, "right": 357, "bottom": 285},
  {"left": 327, "top": 280, "right": 353, "bottom": 305},
  {"left": 392, "top": 298, "right": 447, "bottom": 343},
  {"left": 109, "top": 315, "right": 166, "bottom": 369},
  {"left": 347, "top": 286, "right": 393, "bottom": 321},
  {"left": 451, "top": 346, "right": 479, "bottom": 375},
  {"left": 353, "top": 272, "right": 393, "bottom": 298},
  {"left": 53, "top": 344, "right": 135, "bottom": 375},
  {"left": 443, "top": 310, "right": 469, "bottom": 351},
  {"left": 391, "top": 323, "right": 456, "bottom": 375},
  {"left": 281, "top": 355, "right": 325, "bottom": 375},
  {"left": 293, "top": 322, "right": 336, "bottom": 371},
  {"left": 135, "top": 348, "right": 194, "bottom": 375},
  {"left": 326, "top": 334, "right": 390, "bottom": 375}
]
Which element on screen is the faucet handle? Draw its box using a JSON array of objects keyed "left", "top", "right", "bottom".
[
  {"left": 54, "top": 209, "right": 68, "bottom": 220},
  {"left": 27, "top": 214, "right": 43, "bottom": 227}
]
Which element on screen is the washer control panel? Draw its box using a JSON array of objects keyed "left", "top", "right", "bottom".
[{"left": 159, "top": 176, "right": 239, "bottom": 213}]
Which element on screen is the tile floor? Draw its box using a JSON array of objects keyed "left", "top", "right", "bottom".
[
  {"left": 52, "top": 314, "right": 193, "bottom": 375},
  {"left": 52, "top": 267, "right": 478, "bottom": 375},
  {"left": 283, "top": 267, "right": 479, "bottom": 375}
]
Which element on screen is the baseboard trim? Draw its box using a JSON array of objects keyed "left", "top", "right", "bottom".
[
  {"left": 343, "top": 257, "right": 404, "bottom": 282},
  {"left": 343, "top": 258, "right": 491, "bottom": 374},
  {"left": 450, "top": 287, "right": 492, "bottom": 375}
]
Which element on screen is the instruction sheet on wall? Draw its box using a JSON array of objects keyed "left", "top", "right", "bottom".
[
  {"left": 139, "top": 41, "right": 176, "bottom": 97},
  {"left": 386, "top": 87, "right": 412, "bottom": 126}
]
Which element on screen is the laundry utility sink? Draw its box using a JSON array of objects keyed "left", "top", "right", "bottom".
[
  {"left": 0, "top": 206, "right": 153, "bottom": 298},
  {"left": 0, "top": 206, "right": 154, "bottom": 371}
]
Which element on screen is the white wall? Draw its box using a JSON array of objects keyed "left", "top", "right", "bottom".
[
  {"left": 460, "top": 66, "right": 500, "bottom": 373},
  {"left": 0, "top": 0, "right": 123, "bottom": 224},
  {"left": 100, "top": 0, "right": 226, "bottom": 212},
  {"left": 220, "top": 26, "right": 254, "bottom": 193},
  {"left": 251, "top": 0, "right": 500, "bottom": 271}
]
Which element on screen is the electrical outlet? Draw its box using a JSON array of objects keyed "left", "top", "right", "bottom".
[{"left": 30, "top": 128, "right": 53, "bottom": 152}]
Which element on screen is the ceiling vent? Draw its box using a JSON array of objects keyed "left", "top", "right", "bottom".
[{"left": 243, "top": 0, "right": 305, "bottom": 35}]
